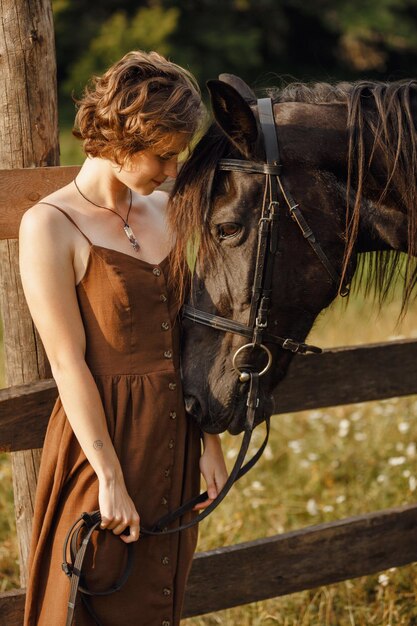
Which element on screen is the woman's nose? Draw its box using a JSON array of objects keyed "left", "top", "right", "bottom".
[{"left": 163, "top": 158, "right": 178, "bottom": 179}]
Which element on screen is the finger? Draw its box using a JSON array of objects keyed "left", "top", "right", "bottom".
[
  {"left": 118, "top": 513, "right": 140, "bottom": 542},
  {"left": 205, "top": 481, "right": 218, "bottom": 500},
  {"left": 119, "top": 514, "right": 140, "bottom": 543},
  {"left": 193, "top": 498, "right": 213, "bottom": 511},
  {"left": 111, "top": 518, "right": 131, "bottom": 535}
]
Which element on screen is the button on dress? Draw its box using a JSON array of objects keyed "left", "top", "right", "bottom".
[{"left": 23, "top": 206, "right": 202, "bottom": 626}]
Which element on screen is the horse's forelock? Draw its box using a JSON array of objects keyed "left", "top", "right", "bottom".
[{"left": 167, "top": 122, "right": 230, "bottom": 303}]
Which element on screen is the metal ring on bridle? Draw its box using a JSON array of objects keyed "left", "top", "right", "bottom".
[{"left": 232, "top": 342, "right": 273, "bottom": 380}]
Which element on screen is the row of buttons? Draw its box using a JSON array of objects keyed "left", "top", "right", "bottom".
[
  {"left": 154, "top": 266, "right": 175, "bottom": 626},
  {"left": 154, "top": 268, "right": 172, "bottom": 363}
]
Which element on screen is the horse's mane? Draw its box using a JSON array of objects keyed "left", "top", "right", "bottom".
[{"left": 168, "top": 79, "right": 417, "bottom": 311}]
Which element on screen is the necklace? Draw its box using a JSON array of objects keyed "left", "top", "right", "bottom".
[{"left": 74, "top": 178, "right": 140, "bottom": 253}]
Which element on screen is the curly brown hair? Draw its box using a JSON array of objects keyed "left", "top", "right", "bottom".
[{"left": 73, "top": 50, "right": 204, "bottom": 164}]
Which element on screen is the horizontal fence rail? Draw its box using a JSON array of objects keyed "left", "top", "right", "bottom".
[
  {"left": 1, "top": 338, "right": 417, "bottom": 452},
  {"left": 2, "top": 503, "right": 417, "bottom": 623},
  {"left": 0, "top": 166, "right": 80, "bottom": 239}
]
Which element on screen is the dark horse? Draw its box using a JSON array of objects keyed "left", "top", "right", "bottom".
[{"left": 169, "top": 75, "right": 417, "bottom": 435}]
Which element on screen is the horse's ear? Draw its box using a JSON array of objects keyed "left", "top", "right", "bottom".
[
  {"left": 207, "top": 79, "right": 258, "bottom": 157},
  {"left": 218, "top": 74, "right": 257, "bottom": 104}
]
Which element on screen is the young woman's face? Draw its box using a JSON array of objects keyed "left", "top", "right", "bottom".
[{"left": 114, "top": 133, "right": 190, "bottom": 195}]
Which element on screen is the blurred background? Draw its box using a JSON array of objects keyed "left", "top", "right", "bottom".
[
  {"left": 2, "top": 2, "right": 417, "bottom": 623},
  {"left": 56, "top": 0, "right": 417, "bottom": 163}
]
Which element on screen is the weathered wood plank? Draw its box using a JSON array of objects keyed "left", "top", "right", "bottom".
[
  {"left": 0, "top": 380, "right": 56, "bottom": 452},
  {"left": 274, "top": 337, "right": 417, "bottom": 413},
  {"left": 0, "top": 588, "right": 26, "bottom": 625},
  {"left": 3, "top": 504, "right": 417, "bottom": 622},
  {"left": 1, "top": 339, "right": 416, "bottom": 452},
  {"left": 183, "top": 503, "right": 417, "bottom": 616},
  {"left": 0, "top": 166, "right": 80, "bottom": 239}
]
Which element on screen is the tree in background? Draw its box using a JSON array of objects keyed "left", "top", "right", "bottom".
[{"left": 53, "top": 0, "right": 417, "bottom": 100}]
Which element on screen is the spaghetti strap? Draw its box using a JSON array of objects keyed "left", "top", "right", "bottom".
[{"left": 38, "top": 201, "right": 93, "bottom": 245}]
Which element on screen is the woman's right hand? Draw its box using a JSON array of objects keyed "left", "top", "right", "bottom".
[{"left": 98, "top": 476, "right": 140, "bottom": 544}]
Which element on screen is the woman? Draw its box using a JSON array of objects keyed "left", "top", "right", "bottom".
[{"left": 20, "top": 50, "right": 227, "bottom": 626}]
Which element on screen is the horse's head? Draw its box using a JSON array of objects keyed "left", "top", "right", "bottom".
[{"left": 174, "top": 76, "right": 356, "bottom": 434}]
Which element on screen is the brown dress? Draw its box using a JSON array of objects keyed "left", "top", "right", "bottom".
[{"left": 23, "top": 206, "right": 201, "bottom": 626}]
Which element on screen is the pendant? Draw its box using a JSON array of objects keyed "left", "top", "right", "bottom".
[{"left": 123, "top": 223, "right": 140, "bottom": 252}]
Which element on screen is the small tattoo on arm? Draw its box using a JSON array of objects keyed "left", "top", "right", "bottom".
[{"left": 93, "top": 440, "right": 103, "bottom": 450}]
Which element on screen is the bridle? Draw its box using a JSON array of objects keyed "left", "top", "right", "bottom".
[
  {"left": 183, "top": 97, "right": 349, "bottom": 378},
  {"left": 62, "top": 99, "right": 350, "bottom": 625}
]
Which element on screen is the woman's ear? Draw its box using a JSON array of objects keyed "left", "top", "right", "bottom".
[{"left": 206, "top": 80, "right": 259, "bottom": 158}]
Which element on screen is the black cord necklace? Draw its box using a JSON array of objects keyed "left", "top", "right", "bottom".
[{"left": 74, "top": 178, "right": 140, "bottom": 253}]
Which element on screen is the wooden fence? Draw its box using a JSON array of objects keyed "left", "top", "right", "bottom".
[{"left": 1, "top": 166, "right": 417, "bottom": 622}]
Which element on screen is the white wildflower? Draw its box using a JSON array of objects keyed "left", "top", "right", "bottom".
[
  {"left": 288, "top": 440, "right": 302, "bottom": 454},
  {"left": 336, "top": 495, "right": 346, "bottom": 504},
  {"left": 350, "top": 410, "right": 363, "bottom": 422},
  {"left": 377, "top": 474, "right": 387, "bottom": 483},
  {"left": 406, "top": 442, "right": 416, "bottom": 458},
  {"left": 398, "top": 422, "right": 410, "bottom": 434},
  {"left": 306, "top": 499, "right": 318, "bottom": 516},
  {"left": 307, "top": 452, "right": 319, "bottom": 461},
  {"left": 403, "top": 469, "right": 411, "bottom": 478},
  {"left": 354, "top": 432, "right": 367, "bottom": 442},
  {"left": 299, "top": 459, "right": 311, "bottom": 469},
  {"left": 226, "top": 448, "right": 237, "bottom": 460},
  {"left": 378, "top": 573, "right": 389, "bottom": 586},
  {"left": 338, "top": 419, "right": 350, "bottom": 438},
  {"left": 388, "top": 456, "right": 406, "bottom": 466},
  {"left": 251, "top": 480, "right": 265, "bottom": 492},
  {"left": 263, "top": 445, "right": 273, "bottom": 461},
  {"left": 410, "top": 476, "right": 417, "bottom": 492},
  {"left": 323, "top": 505, "right": 334, "bottom": 513}
]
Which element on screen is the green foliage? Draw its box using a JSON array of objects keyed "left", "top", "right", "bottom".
[
  {"left": 64, "top": 6, "right": 179, "bottom": 96},
  {"left": 53, "top": 0, "right": 417, "bottom": 105}
]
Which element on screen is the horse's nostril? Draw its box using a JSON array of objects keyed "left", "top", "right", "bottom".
[{"left": 184, "top": 395, "right": 202, "bottom": 419}]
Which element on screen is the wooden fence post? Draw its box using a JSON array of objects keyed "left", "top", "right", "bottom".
[{"left": 0, "top": 0, "right": 59, "bottom": 586}]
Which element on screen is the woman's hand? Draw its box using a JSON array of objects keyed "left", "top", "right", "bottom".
[
  {"left": 98, "top": 473, "right": 140, "bottom": 543},
  {"left": 194, "top": 433, "right": 228, "bottom": 511}
]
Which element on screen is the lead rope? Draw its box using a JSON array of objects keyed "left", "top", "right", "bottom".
[{"left": 62, "top": 511, "right": 134, "bottom": 626}]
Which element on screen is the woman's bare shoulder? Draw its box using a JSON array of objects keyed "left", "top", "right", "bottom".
[{"left": 20, "top": 183, "right": 77, "bottom": 241}]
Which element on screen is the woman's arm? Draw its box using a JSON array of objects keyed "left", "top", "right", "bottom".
[{"left": 19, "top": 205, "right": 139, "bottom": 542}]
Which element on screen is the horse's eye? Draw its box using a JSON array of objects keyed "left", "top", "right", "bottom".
[{"left": 217, "top": 223, "right": 241, "bottom": 239}]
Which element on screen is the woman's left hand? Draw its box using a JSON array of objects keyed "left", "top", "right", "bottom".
[{"left": 194, "top": 433, "right": 228, "bottom": 511}]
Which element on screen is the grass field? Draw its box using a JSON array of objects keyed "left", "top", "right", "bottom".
[{"left": 1, "top": 137, "right": 417, "bottom": 624}]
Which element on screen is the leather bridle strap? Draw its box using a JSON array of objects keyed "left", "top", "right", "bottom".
[
  {"left": 182, "top": 305, "right": 321, "bottom": 354},
  {"left": 219, "top": 159, "right": 281, "bottom": 175}
]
